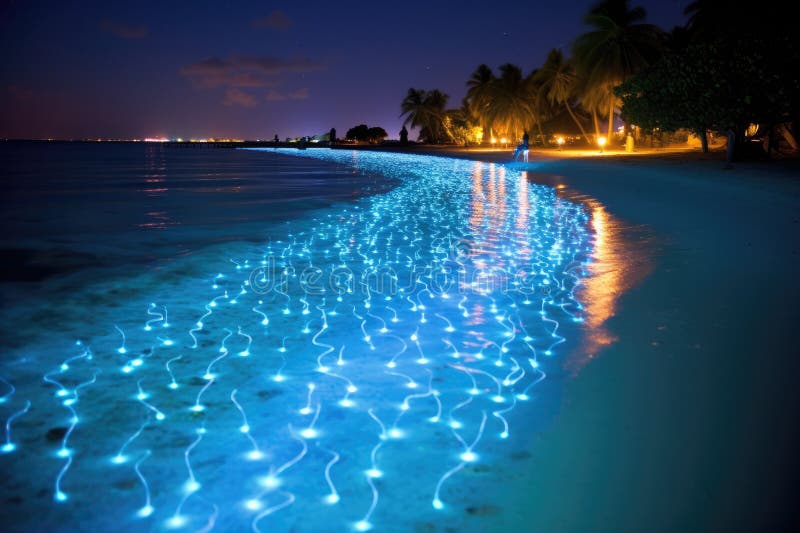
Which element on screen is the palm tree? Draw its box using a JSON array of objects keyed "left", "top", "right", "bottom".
[
  {"left": 442, "top": 102, "right": 478, "bottom": 146},
  {"left": 572, "top": 0, "right": 663, "bottom": 142},
  {"left": 577, "top": 78, "right": 609, "bottom": 141},
  {"left": 400, "top": 88, "right": 449, "bottom": 144},
  {"left": 483, "top": 63, "right": 533, "bottom": 143},
  {"left": 423, "top": 89, "right": 449, "bottom": 143},
  {"left": 532, "top": 48, "right": 593, "bottom": 144},
  {"left": 465, "top": 64, "right": 496, "bottom": 143},
  {"left": 526, "top": 69, "right": 551, "bottom": 146}
]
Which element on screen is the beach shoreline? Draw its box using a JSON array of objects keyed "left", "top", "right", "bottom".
[
  {"left": 244, "top": 146, "right": 800, "bottom": 531},
  {"left": 241, "top": 146, "right": 800, "bottom": 530},
  {"left": 418, "top": 146, "right": 800, "bottom": 531},
  {"left": 1, "top": 143, "right": 797, "bottom": 531}
]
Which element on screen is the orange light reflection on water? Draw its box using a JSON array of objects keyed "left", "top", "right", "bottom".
[{"left": 567, "top": 199, "right": 651, "bottom": 374}]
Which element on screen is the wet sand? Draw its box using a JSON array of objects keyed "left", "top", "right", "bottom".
[
  {"left": 252, "top": 144, "right": 800, "bottom": 530},
  {"left": 457, "top": 148, "right": 800, "bottom": 531}
]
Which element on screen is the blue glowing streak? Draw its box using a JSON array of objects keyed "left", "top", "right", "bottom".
[
  {"left": 0, "top": 375, "right": 15, "bottom": 404},
  {"left": 319, "top": 445, "right": 341, "bottom": 504},
  {"left": 114, "top": 325, "right": 128, "bottom": 354},
  {"left": 171, "top": 426, "right": 204, "bottom": 525},
  {"left": 134, "top": 450, "right": 154, "bottom": 518},
  {"left": 112, "top": 416, "right": 149, "bottom": 465},
  {"left": 165, "top": 354, "right": 183, "bottom": 390},
  {"left": 2, "top": 400, "right": 31, "bottom": 453},
  {"left": 433, "top": 411, "right": 488, "bottom": 509},
  {"left": 231, "top": 389, "right": 263, "bottom": 460}
]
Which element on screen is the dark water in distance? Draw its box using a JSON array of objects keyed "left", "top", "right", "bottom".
[{"left": 0, "top": 142, "right": 394, "bottom": 283}]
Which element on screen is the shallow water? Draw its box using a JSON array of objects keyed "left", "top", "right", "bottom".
[{"left": 0, "top": 145, "right": 621, "bottom": 531}]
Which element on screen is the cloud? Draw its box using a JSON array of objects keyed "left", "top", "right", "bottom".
[
  {"left": 265, "top": 87, "right": 309, "bottom": 102},
  {"left": 252, "top": 10, "right": 292, "bottom": 31},
  {"left": 100, "top": 20, "right": 148, "bottom": 39},
  {"left": 223, "top": 88, "right": 257, "bottom": 107},
  {"left": 180, "top": 55, "right": 325, "bottom": 89}
]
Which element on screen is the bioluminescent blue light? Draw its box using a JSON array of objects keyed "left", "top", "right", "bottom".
[{"left": 0, "top": 149, "right": 595, "bottom": 531}]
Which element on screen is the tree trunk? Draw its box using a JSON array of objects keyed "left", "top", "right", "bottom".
[
  {"left": 564, "top": 103, "right": 592, "bottom": 145},
  {"left": 765, "top": 123, "right": 773, "bottom": 158},
  {"left": 777, "top": 123, "right": 799, "bottom": 151},
  {"left": 606, "top": 98, "right": 615, "bottom": 145},
  {"left": 592, "top": 109, "right": 601, "bottom": 142},
  {"left": 700, "top": 130, "right": 708, "bottom": 153},
  {"left": 725, "top": 128, "right": 735, "bottom": 166},
  {"left": 535, "top": 119, "right": 546, "bottom": 146}
]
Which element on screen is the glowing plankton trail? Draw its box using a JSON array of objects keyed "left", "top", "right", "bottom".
[
  {"left": 356, "top": 409, "right": 386, "bottom": 531},
  {"left": 237, "top": 326, "right": 253, "bottom": 356},
  {"left": 247, "top": 425, "right": 307, "bottom": 528},
  {"left": 135, "top": 379, "right": 166, "bottom": 420},
  {"left": 0, "top": 375, "right": 16, "bottom": 404},
  {"left": 114, "top": 325, "right": 128, "bottom": 354},
  {"left": 112, "top": 417, "right": 149, "bottom": 465},
  {"left": 144, "top": 303, "right": 164, "bottom": 331},
  {"left": 492, "top": 397, "right": 517, "bottom": 439},
  {"left": 204, "top": 328, "right": 232, "bottom": 380},
  {"left": 170, "top": 427, "right": 205, "bottom": 527},
  {"left": 433, "top": 411, "right": 488, "bottom": 510},
  {"left": 134, "top": 450, "right": 154, "bottom": 518},
  {"left": 231, "top": 389, "right": 263, "bottom": 460},
  {"left": 299, "top": 403, "right": 321, "bottom": 439},
  {"left": 165, "top": 354, "right": 182, "bottom": 389},
  {"left": 321, "top": 447, "right": 341, "bottom": 504},
  {"left": 251, "top": 492, "right": 296, "bottom": 533},
  {"left": 192, "top": 378, "right": 214, "bottom": 412},
  {"left": 2, "top": 400, "right": 31, "bottom": 453}
]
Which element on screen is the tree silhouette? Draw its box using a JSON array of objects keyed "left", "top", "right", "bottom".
[
  {"left": 400, "top": 88, "right": 449, "bottom": 144},
  {"left": 465, "top": 64, "right": 496, "bottom": 142},
  {"left": 482, "top": 64, "right": 534, "bottom": 142},
  {"left": 533, "top": 49, "right": 592, "bottom": 144},
  {"left": 572, "top": 0, "right": 663, "bottom": 142}
]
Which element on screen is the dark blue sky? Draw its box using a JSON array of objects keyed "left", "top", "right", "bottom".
[{"left": 1, "top": 0, "right": 687, "bottom": 140}]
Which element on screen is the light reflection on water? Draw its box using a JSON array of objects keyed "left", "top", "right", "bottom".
[{"left": 530, "top": 179, "right": 653, "bottom": 375}]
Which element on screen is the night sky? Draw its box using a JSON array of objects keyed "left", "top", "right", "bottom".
[{"left": 1, "top": 0, "right": 686, "bottom": 140}]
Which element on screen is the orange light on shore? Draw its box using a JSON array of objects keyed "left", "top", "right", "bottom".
[
  {"left": 490, "top": 138, "right": 497, "bottom": 145},
  {"left": 598, "top": 136, "right": 607, "bottom": 153},
  {"left": 556, "top": 137, "right": 565, "bottom": 150}
]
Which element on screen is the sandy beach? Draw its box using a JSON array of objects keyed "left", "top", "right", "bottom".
[
  {"left": 247, "top": 144, "right": 800, "bottom": 531},
  {"left": 427, "top": 146, "right": 800, "bottom": 531}
]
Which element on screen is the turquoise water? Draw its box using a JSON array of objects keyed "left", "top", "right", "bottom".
[{"left": 0, "top": 144, "right": 597, "bottom": 531}]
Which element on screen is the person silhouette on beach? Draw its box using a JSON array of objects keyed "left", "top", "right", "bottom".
[
  {"left": 399, "top": 126, "right": 409, "bottom": 145},
  {"left": 513, "top": 131, "right": 530, "bottom": 162}
]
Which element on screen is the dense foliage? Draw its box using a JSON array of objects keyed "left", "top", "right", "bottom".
[
  {"left": 399, "top": 89, "right": 449, "bottom": 144},
  {"left": 395, "top": 0, "right": 798, "bottom": 159},
  {"left": 345, "top": 124, "right": 388, "bottom": 143},
  {"left": 617, "top": 1, "right": 799, "bottom": 155},
  {"left": 617, "top": 18, "right": 799, "bottom": 153}
]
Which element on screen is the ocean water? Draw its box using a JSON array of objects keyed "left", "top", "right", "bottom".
[{"left": 0, "top": 143, "right": 612, "bottom": 532}]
